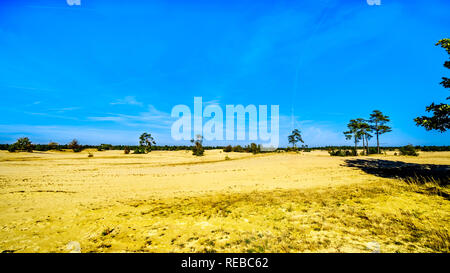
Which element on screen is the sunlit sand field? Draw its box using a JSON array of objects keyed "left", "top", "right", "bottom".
[{"left": 0, "top": 150, "right": 449, "bottom": 253}]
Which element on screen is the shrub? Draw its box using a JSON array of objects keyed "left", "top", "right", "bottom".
[
  {"left": 88, "top": 153, "right": 94, "bottom": 158},
  {"left": 233, "top": 145, "right": 244, "bottom": 153},
  {"left": 399, "top": 145, "right": 419, "bottom": 156},
  {"left": 248, "top": 143, "right": 261, "bottom": 154},
  {"left": 8, "top": 144, "right": 16, "bottom": 153},
  {"left": 225, "top": 155, "right": 230, "bottom": 160},
  {"left": 48, "top": 142, "right": 59, "bottom": 150},
  {"left": 191, "top": 135, "right": 204, "bottom": 156},
  {"left": 223, "top": 145, "right": 232, "bottom": 153},
  {"left": 124, "top": 147, "right": 130, "bottom": 154},
  {"left": 99, "top": 144, "right": 112, "bottom": 151},
  {"left": 133, "top": 147, "right": 146, "bottom": 154},
  {"left": 329, "top": 149, "right": 356, "bottom": 157},
  {"left": 8, "top": 137, "right": 33, "bottom": 152},
  {"left": 68, "top": 139, "right": 82, "bottom": 152}
]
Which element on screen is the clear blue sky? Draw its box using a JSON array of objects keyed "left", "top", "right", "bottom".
[{"left": 0, "top": 0, "right": 449, "bottom": 147}]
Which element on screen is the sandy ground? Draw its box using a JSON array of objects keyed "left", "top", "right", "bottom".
[{"left": 0, "top": 150, "right": 448, "bottom": 252}]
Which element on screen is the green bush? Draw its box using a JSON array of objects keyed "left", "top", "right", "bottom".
[
  {"left": 248, "top": 143, "right": 261, "bottom": 154},
  {"left": 368, "top": 147, "right": 380, "bottom": 154},
  {"left": 232, "top": 145, "right": 244, "bottom": 152},
  {"left": 8, "top": 144, "right": 17, "bottom": 153},
  {"left": 8, "top": 137, "right": 33, "bottom": 152},
  {"left": 68, "top": 139, "right": 82, "bottom": 152},
  {"left": 399, "top": 145, "right": 418, "bottom": 156},
  {"left": 223, "top": 145, "right": 232, "bottom": 153},
  {"left": 133, "top": 147, "right": 146, "bottom": 154},
  {"left": 192, "top": 135, "right": 204, "bottom": 156},
  {"left": 329, "top": 149, "right": 356, "bottom": 157}
]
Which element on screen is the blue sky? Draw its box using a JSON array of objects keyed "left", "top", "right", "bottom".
[{"left": 0, "top": 0, "right": 449, "bottom": 147}]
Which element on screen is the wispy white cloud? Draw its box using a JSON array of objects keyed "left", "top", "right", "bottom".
[
  {"left": 89, "top": 105, "right": 173, "bottom": 128},
  {"left": 110, "top": 96, "right": 143, "bottom": 106},
  {"left": 49, "top": 107, "right": 81, "bottom": 112},
  {"left": 23, "top": 111, "right": 79, "bottom": 121}
]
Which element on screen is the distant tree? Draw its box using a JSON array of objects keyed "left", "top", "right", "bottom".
[
  {"left": 399, "top": 145, "right": 419, "bottom": 156},
  {"left": 124, "top": 146, "right": 130, "bottom": 154},
  {"left": 139, "top": 133, "right": 156, "bottom": 153},
  {"left": 223, "top": 145, "right": 232, "bottom": 153},
  {"left": 98, "top": 144, "right": 112, "bottom": 151},
  {"left": 369, "top": 110, "right": 391, "bottom": 154},
  {"left": 344, "top": 119, "right": 361, "bottom": 155},
  {"left": 10, "top": 137, "right": 33, "bottom": 152},
  {"left": 248, "top": 143, "right": 261, "bottom": 154},
  {"left": 68, "top": 139, "right": 82, "bottom": 152},
  {"left": 357, "top": 119, "right": 372, "bottom": 155},
  {"left": 232, "top": 145, "right": 244, "bottom": 152},
  {"left": 288, "top": 129, "right": 304, "bottom": 150},
  {"left": 48, "top": 142, "right": 59, "bottom": 150},
  {"left": 191, "top": 134, "right": 204, "bottom": 156},
  {"left": 414, "top": 38, "right": 450, "bottom": 132}
]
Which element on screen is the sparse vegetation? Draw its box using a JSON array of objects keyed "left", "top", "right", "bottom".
[
  {"left": 0, "top": 149, "right": 448, "bottom": 253},
  {"left": 68, "top": 139, "right": 82, "bottom": 153},
  {"left": 8, "top": 137, "right": 33, "bottom": 153},
  {"left": 369, "top": 110, "right": 392, "bottom": 154},
  {"left": 399, "top": 145, "right": 419, "bottom": 156},
  {"left": 247, "top": 143, "right": 261, "bottom": 154},
  {"left": 135, "top": 133, "right": 156, "bottom": 154},
  {"left": 97, "top": 144, "right": 112, "bottom": 151},
  {"left": 328, "top": 149, "right": 355, "bottom": 157},
  {"left": 191, "top": 135, "right": 204, "bottom": 156},
  {"left": 288, "top": 129, "right": 304, "bottom": 151}
]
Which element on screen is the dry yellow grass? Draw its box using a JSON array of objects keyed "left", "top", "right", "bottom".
[{"left": 0, "top": 150, "right": 448, "bottom": 252}]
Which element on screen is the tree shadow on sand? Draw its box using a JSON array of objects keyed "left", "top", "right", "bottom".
[{"left": 343, "top": 159, "right": 449, "bottom": 186}]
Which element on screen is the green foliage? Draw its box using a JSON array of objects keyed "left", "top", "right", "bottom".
[
  {"left": 328, "top": 149, "right": 355, "bottom": 157},
  {"left": 414, "top": 103, "right": 450, "bottom": 132},
  {"left": 139, "top": 133, "right": 156, "bottom": 153},
  {"left": 223, "top": 145, "right": 232, "bottom": 153},
  {"left": 368, "top": 110, "right": 391, "bottom": 154},
  {"left": 247, "top": 143, "right": 261, "bottom": 154},
  {"left": 68, "top": 139, "right": 82, "bottom": 152},
  {"left": 399, "top": 145, "right": 419, "bottom": 156},
  {"left": 232, "top": 145, "right": 244, "bottom": 152},
  {"left": 133, "top": 147, "right": 146, "bottom": 154},
  {"left": 288, "top": 129, "right": 304, "bottom": 149},
  {"left": 48, "top": 142, "right": 59, "bottom": 150},
  {"left": 98, "top": 144, "right": 112, "bottom": 151},
  {"left": 344, "top": 119, "right": 364, "bottom": 152},
  {"left": 7, "top": 145, "right": 16, "bottom": 152},
  {"left": 191, "top": 135, "right": 204, "bottom": 156},
  {"left": 415, "top": 38, "right": 450, "bottom": 132},
  {"left": 9, "top": 137, "right": 33, "bottom": 152}
]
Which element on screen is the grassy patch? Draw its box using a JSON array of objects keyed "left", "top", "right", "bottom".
[{"left": 78, "top": 179, "right": 449, "bottom": 253}]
